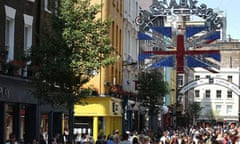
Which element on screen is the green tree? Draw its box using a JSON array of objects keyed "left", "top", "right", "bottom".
[
  {"left": 31, "top": 0, "right": 118, "bottom": 142},
  {"left": 31, "top": 0, "right": 117, "bottom": 107},
  {"left": 186, "top": 102, "right": 202, "bottom": 125},
  {"left": 137, "top": 70, "right": 169, "bottom": 115}
]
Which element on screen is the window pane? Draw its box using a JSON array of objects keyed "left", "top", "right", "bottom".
[
  {"left": 216, "top": 90, "right": 221, "bottom": 98},
  {"left": 195, "top": 90, "right": 200, "bottom": 97},
  {"left": 205, "top": 90, "right": 210, "bottom": 98},
  {"left": 227, "top": 90, "right": 232, "bottom": 98},
  {"left": 24, "top": 27, "right": 28, "bottom": 50},
  {"left": 227, "top": 76, "right": 232, "bottom": 82},
  {"left": 226, "top": 105, "right": 232, "bottom": 115},
  {"left": 216, "top": 105, "right": 221, "bottom": 113},
  {"left": 5, "top": 19, "right": 10, "bottom": 49},
  {"left": 177, "top": 75, "right": 184, "bottom": 87},
  {"left": 195, "top": 75, "right": 200, "bottom": 80}
]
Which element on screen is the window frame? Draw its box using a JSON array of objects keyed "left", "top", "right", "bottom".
[
  {"left": 195, "top": 75, "right": 200, "bottom": 80},
  {"left": 227, "top": 90, "right": 232, "bottom": 98},
  {"left": 4, "top": 5, "right": 16, "bottom": 62},
  {"left": 226, "top": 105, "right": 232, "bottom": 115},
  {"left": 216, "top": 90, "right": 222, "bottom": 98},
  {"left": 44, "top": 0, "right": 52, "bottom": 13},
  {"left": 227, "top": 75, "right": 232, "bottom": 83},
  {"left": 205, "top": 90, "right": 211, "bottom": 98},
  {"left": 195, "top": 90, "right": 200, "bottom": 97},
  {"left": 216, "top": 105, "right": 222, "bottom": 113}
]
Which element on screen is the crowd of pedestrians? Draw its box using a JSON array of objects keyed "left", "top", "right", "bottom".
[
  {"left": 93, "top": 122, "right": 240, "bottom": 144},
  {"left": 5, "top": 122, "right": 240, "bottom": 144},
  {"left": 134, "top": 122, "right": 240, "bottom": 144}
]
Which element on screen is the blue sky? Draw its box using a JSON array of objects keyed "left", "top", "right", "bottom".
[{"left": 199, "top": 0, "right": 240, "bottom": 39}]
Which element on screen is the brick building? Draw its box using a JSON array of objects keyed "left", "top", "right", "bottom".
[{"left": 0, "top": 1, "right": 68, "bottom": 143}]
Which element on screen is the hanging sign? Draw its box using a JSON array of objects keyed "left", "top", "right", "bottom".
[
  {"left": 179, "top": 78, "right": 240, "bottom": 95},
  {"left": 137, "top": 0, "right": 223, "bottom": 31}
]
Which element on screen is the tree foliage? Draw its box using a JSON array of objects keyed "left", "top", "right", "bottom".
[
  {"left": 185, "top": 102, "right": 202, "bottom": 124},
  {"left": 137, "top": 70, "right": 169, "bottom": 115},
  {"left": 30, "top": 0, "right": 117, "bottom": 108},
  {"left": 189, "top": 102, "right": 202, "bottom": 116}
]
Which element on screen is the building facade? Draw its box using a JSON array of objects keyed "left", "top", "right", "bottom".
[
  {"left": 74, "top": 97, "right": 122, "bottom": 141},
  {"left": 74, "top": 0, "right": 125, "bottom": 140},
  {"left": 0, "top": 0, "right": 69, "bottom": 143},
  {"left": 193, "top": 42, "right": 240, "bottom": 124}
]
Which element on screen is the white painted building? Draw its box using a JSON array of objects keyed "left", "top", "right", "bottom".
[
  {"left": 122, "top": 0, "right": 149, "bottom": 93},
  {"left": 193, "top": 66, "right": 240, "bottom": 122}
]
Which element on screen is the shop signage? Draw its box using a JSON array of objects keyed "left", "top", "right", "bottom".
[
  {"left": 179, "top": 78, "right": 208, "bottom": 94},
  {"left": 137, "top": 0, "right": 223, "bottom": 30},
  {"left": 214, "top": 79, "right": 240, "bottom": 95},
  {"left": 179, "top": 78, "right": 240, "bottom": 95},
  {"left": 0, "top": 87, "right": 10, "bottom": 98}
]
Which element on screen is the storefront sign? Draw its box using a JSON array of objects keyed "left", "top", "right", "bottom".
[
  {"left": 214, "top": 79, "right": 240, "bottom": 95},
  {"left": 0, "top": 87, "right": 10, "bottom": 98},
  {"left": 179, "top": 78, "right": 209, "bottom": 94},
  {"left": 137, "top": 0, "right": 223, "bottom": 30},
  {"left": 179, "top": 78, "right": 240, "bottom": 95}
]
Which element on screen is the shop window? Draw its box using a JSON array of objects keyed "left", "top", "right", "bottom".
[
  {"left": 5, "top": 104, "right": 13, "bottom": 141},
  {"left": 40, "top": 114, "right": 49, "bottom": 133},
  {"left": 74, "top": 117, "right": 93, "bottom": 136},
  {"left": 98, "top": 117, "right": 104, "bottom": 135}
]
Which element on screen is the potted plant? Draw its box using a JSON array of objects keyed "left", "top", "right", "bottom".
[{"left": 7, "top": 59, "right": 26, "bottom": 76}]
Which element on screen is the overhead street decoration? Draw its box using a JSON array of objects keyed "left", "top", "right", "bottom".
[
  {"left": 136, "top": 0, "right": 223, "bottom": 73},
  {"left": 136, "top": 0, "right": 223, "bottom": 31},
  {"left": 179, "top": 78, "right": 240, "bottom": 96}
]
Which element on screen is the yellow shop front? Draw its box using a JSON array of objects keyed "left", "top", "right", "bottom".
[{"left": 74, "top": 97, "right": 122, "bottom": 141}]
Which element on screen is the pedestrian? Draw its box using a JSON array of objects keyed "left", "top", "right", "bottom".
[
  {"left": 107, "top": 135, "right": 114, "bottom": 144},
  {"left": 113, "top": 129, "right": 120, "bottom": 144},
  {"left": 169, "top": 132, "right": 178, "bottom": 144},
  {"left": 52, "top": 133, "right": 62, "bottom": 144},
  {"left": 96, "top": 134, "right": 106, "bottom": 144},
  {"left": 142, "top": 136, "right": 151, "bottom": 144},
  {"left": 39, "top": 134, "right": 47, "bottom": 144},
  {"left": 32, "top": 138, "right": 38, "bottom": 144},
  {"left": 132, "top": 137, "right": 139, "bottom": 144},
  {"left": 159, "top": 131, "right": 170, "bottom": 144},
  {"left": 5, "top": 133, "right": 19, "bottom": 144},
  {"left": 63, "top": 128, "right": 70, "bottom": 144},
  {"left": 119, "top": 132, "right": 131, "bottom": 144}
]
